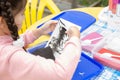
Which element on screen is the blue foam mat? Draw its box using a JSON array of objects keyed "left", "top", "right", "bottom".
[
  {"left": 37, "top": 10, "right": 96, "bottom": 33},
  {"left": 72, "top": 53, "right": 103, "bottom": 80}
]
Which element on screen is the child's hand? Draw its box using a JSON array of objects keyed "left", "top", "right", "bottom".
[
  {"left": 66, "top": 26, "right": 80, "bottom": 39},
  {"left": 40, "top": 20, "right": 58, "bottom": 35}
]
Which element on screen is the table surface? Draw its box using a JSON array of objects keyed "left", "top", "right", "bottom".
[
  {"left": 28, "top": 7, "right": 120, "bottom": 80},
  {"left": 81, "top": 20, "right": 120, "bottom": 80}
]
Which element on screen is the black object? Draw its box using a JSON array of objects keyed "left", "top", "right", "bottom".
[{"left": 32, "top": 46, "right": 55, "bottom": 60}]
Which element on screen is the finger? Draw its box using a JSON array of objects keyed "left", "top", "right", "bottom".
[
  {"left": 50, "top": 20, "right": 58, "bottom": 23},
  {"left": 65, "top": 29, "right": 71, "bottom": 35},
  {"left": 52, "top": 20, "right": 58, "bottom": 23},
  {"left": 47, "top": 20, "right": 58, "bottom": 24}
]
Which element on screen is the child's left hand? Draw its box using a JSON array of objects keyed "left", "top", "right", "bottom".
[{"left": 40, "top": 20, "right": 58, "bottom": 35}]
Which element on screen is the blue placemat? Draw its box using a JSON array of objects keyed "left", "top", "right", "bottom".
[{"left": 37, "top": 10, "right": 96, "bottom": 33}]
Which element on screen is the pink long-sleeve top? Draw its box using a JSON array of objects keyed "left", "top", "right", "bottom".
[{"left": 0, "top": 31, "right": 81, "bottom": 80}]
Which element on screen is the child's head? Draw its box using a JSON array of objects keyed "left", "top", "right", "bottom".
[{"left": 0, "top": 0, "right": 27, "bottom": 40}]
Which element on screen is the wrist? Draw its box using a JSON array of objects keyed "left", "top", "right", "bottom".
[{"left": 32, "top": 28, "right": 42, "bottom": 38}]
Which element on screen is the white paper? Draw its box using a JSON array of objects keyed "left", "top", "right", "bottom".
[{"left": 45, "top": 18, "right": 81, "bottom": 57}]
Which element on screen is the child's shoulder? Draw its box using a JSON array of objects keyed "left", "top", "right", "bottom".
[{"left": 0, "top": 44, "right": 23, "bottom": 54}]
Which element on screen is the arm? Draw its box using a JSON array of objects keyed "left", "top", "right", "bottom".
[{"left": 22, "top": 20, "right": 57, "bottom": 45}]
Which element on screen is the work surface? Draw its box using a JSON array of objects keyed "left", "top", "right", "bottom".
[{"left": 28, "top": 7, "right": 120, "bottom": 79}]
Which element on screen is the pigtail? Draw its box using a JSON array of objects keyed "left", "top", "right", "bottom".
[{"left": 0, "top": 0, "right": 19, "bottom": 40}]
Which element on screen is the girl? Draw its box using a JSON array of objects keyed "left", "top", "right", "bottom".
[{"left": 0, "top": 0, "right": 81, "bottom": 80}]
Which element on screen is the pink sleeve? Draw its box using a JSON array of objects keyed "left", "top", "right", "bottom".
[
  {"left": 8, "top": 37, "right": 81, "bottom": 80},
  {"left": 22, "top": 30, "right": 37, "bottom": 45},
  {"left": 55, "top": 36, "right": 81, "bottom": 80}
]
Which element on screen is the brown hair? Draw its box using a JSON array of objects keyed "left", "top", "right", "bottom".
[{"left": 0, "top": 0, "right": 27, "bottom": 40}]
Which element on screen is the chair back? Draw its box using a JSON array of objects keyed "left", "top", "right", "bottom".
[{"left": 19, "top": 0, "right": 60, "bottom": 34}]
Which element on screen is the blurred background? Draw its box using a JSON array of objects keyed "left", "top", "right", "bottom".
[
  {"left": 54, "top": 0, "right": 108, "bottom": 10},
  {"left": 43, "top": 0, "right": 108, "bottom": 17}
]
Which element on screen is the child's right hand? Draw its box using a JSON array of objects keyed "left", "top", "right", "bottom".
[{"left": 66, "top": 26, "right": 80, "bottom": 39}]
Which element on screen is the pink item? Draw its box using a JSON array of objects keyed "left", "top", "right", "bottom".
[
  {"left": 81, "top": 32, "right": 103, "bottom": 53},
  {"left": 94, "top": 48, "right": 120, "bottom": 70}
]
